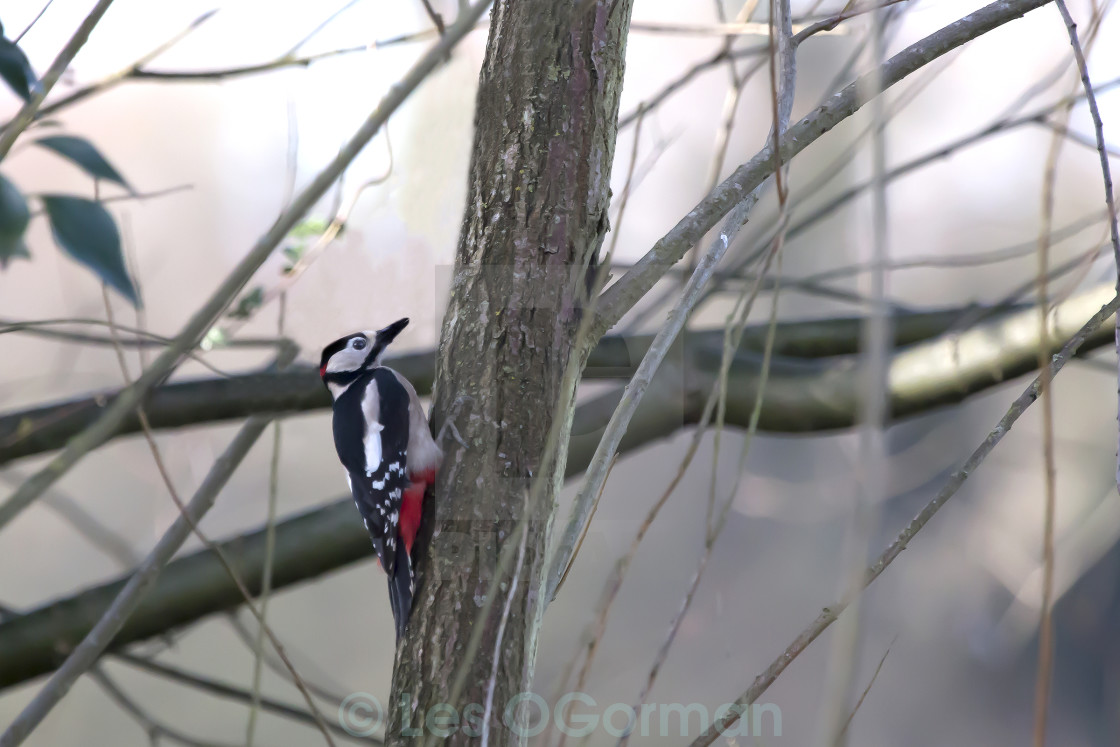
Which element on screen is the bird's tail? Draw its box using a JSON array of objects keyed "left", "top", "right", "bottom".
[{"left": 386, "top": 539, "right": 414, "bottom": 642}]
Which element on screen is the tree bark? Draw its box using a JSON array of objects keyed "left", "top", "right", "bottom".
[{"left": 387, "top": 1, "right": 634, "bottom": 743}]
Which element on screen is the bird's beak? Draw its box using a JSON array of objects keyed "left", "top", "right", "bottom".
[{"left": 376, "top": 317, "right": 410, "bottom": 346}]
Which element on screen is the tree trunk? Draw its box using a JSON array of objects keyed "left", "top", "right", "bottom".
[{"left": 387, "top": 1, "right": 634, "bottom": 743}]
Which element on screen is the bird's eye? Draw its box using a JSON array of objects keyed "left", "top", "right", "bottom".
[{"left": 353, "top": 338, "right": 367, "bottom": 350}]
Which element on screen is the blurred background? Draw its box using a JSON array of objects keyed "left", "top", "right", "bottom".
[{"left": 1, "top": 0, "right": 1119, "bottom": 744}]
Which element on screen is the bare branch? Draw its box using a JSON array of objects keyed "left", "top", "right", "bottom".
[
  {"left": 1052, "top": 0, "right": 1120, "bottom": 494},
  {"left": 835, "top": 638, "right": 895, "bottom": 741},
  {"left": 14, "top": 0, "right": 58, "bottom": 43}
]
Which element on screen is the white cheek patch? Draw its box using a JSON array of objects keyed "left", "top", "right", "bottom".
[{"left": 325, "top": 347, "right": 366, "bottom": 374}]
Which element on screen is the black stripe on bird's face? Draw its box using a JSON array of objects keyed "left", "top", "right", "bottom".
[{"left": 318, "top": 333, "right": 369, "bottom": 380}]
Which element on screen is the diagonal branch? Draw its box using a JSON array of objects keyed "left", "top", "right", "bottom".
[{"left": 1052, "top": 1, "right": 1120, "bottom": 494}]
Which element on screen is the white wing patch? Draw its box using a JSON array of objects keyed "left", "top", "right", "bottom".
[
  {"left": 364, "top": 422, "right": 384, "bottom": 474},
  {"left": 361, "top": 377, "right": 385, "bottom": 474}
]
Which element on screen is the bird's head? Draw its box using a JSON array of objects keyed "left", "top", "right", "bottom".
[{"left": 319, "top": 317, "right": 409, "bottom": 382}]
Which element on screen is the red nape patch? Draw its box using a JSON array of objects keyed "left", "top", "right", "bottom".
[{"left": 319, "top": 364, "right": 327, "bottom": 378}]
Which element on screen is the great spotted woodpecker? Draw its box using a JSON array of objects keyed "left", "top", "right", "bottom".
[{"left": 319, "top": 318, "right": 442, "bottom": 641}]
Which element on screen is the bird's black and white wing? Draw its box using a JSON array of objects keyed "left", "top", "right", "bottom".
[{"left": 331, "top": 367, "right": 413, "bottom": 638}]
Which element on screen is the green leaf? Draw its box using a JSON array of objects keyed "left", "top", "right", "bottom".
[
  {"left": 290, "top": 217, "right": 328, "bottom": 239},
  {"left": 41, "top": 195, "right": 139, "bottom": 305},
  {"left": 0, "top": 36, "right": 35, "bottom": 102},
  {"left": 34, "top": 136, "right": 133, "bottom": 193},
  {"left": 0, "top": 173, "right": 29, "bottom": 267}
]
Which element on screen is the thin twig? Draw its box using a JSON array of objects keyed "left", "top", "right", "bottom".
[
  {"left": 14, "top": 0, "right": 57, "bottom": 43},
  {"left": 604, "top": 106, "right": 647, "bottom": 261},
  {"left": 247, "top": 295, "right": 287, "bottom": 746},
  {"left": 791, "top": 0, "right": 912, "bottom": 46},
  {"left": 1053, "top": 0, "right": 1120, "bottom": 496},
  {"left": 1030, "top": 119, "right": 1061, "bottom": 747},
  {"left": 129, "top": 46, "right": 367, "bottom": 81},
  {"left": 835, "top": 637, "right": 895, "bottom": 741},
  {"left": 708, "top": 48, "right": 952, "bottom": 302},
  {"left": 1027, "top": 3, "right": 1105, "bottom": 740},
  {"left": 0, "top": 315, "right": 285, "bottom": 355},
  {"left": 821, "top": 1, "right": 890, "bottom": 740},
  {"left": 26, "top": 184, "right": 194, "bottom": 216},
  {"left": 286, "top": 0, "right": 365, "bottom": 56},
  {"left": 790, "top": 209, "right": 1110, "bottom": 284},
  {"left": 681, "top": 0, "right": 768, "bottom": 282},
  {"left": 1038, "top": 119, "right": 1120, "bottom": 157},
  {"left": 480, "top": 497, "right": 529, "bottom": 747}
]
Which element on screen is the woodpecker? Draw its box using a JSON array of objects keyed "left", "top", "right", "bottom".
[{"left": 319, "top": 318, "right": 442, "bottom": 641}]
